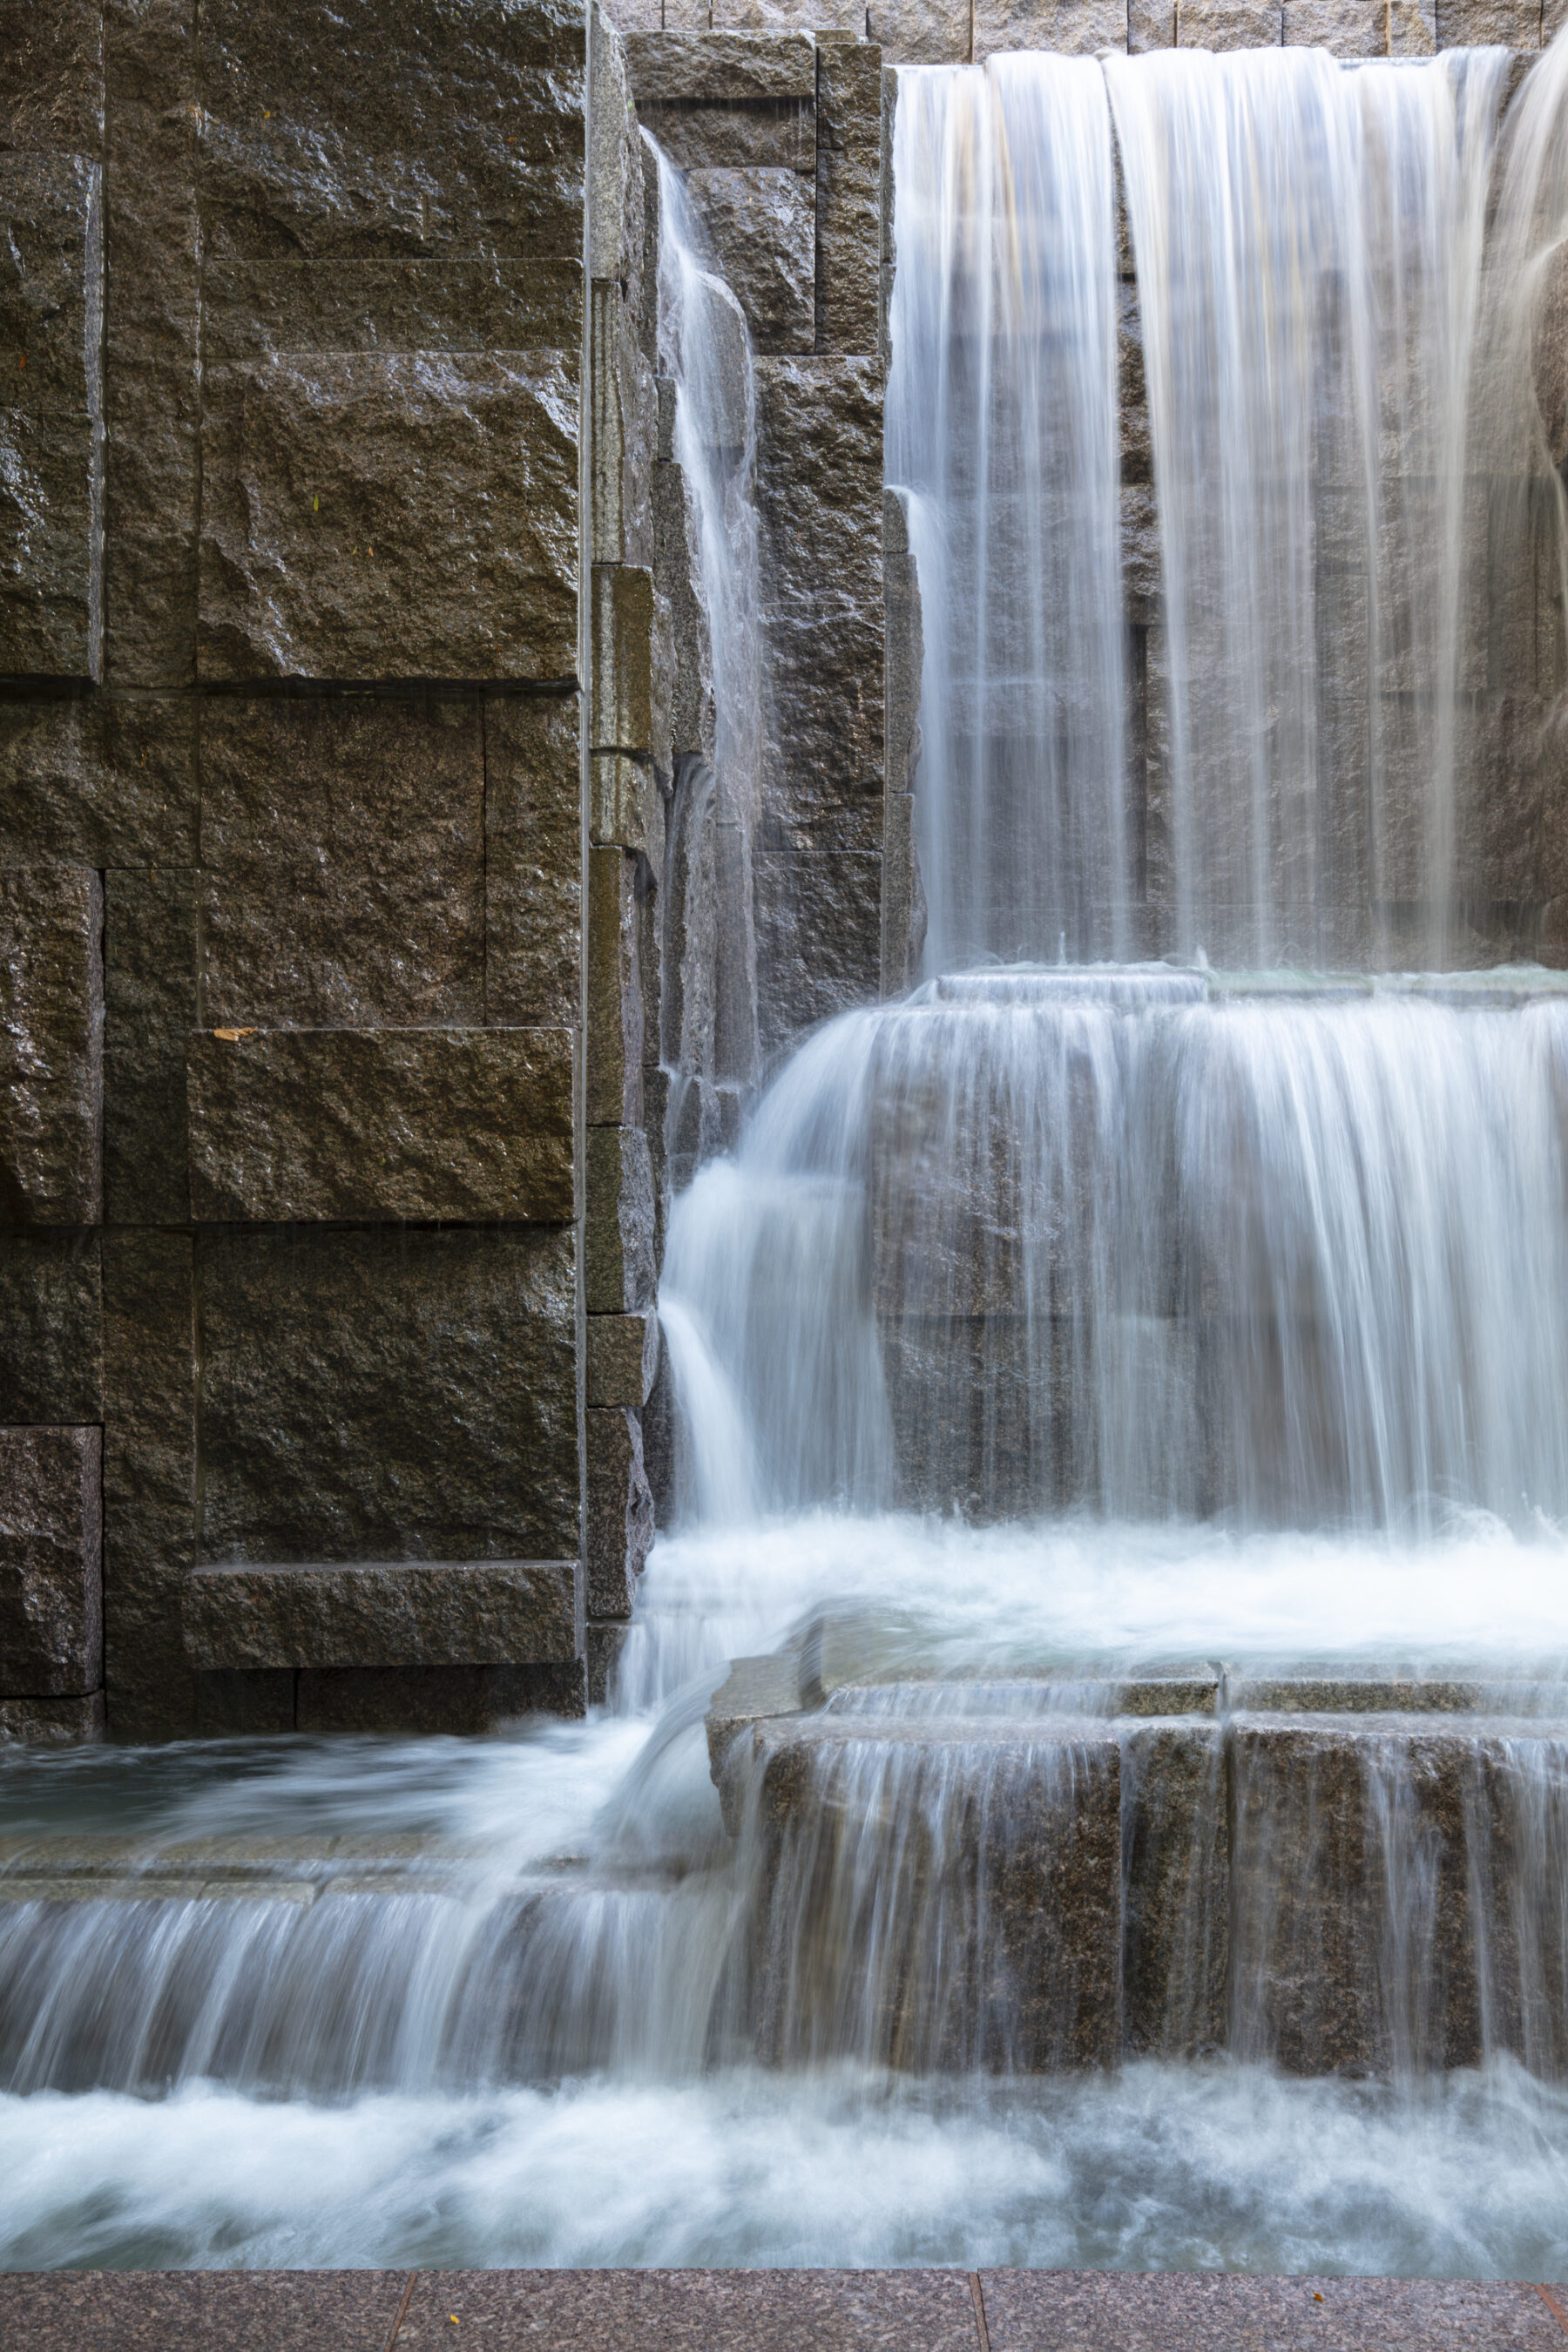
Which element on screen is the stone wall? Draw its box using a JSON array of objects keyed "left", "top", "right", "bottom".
[{"left": 1, "top": 0, "right": 671, "bottom": 1740}]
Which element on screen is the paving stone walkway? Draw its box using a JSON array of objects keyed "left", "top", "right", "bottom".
[{"left": 1, "top": 2269, "right": 1566, "bottom": 2350}]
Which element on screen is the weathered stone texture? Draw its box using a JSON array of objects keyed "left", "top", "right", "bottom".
[
  {"left": 815, "top": 43, "right": 881, "bottom": 354},
  {"left": 184, "top": 1557, "right": 581, "bottom": 1670},
  {"left": 592, "top": 750, "right": 666, "bottom": 876},
  {"left": 593, "top": 281, "right": 657, "bottom": 568},
  {"left": 712, "top": 0, "right": 863, "bottom": 23},
  {"left": 685, "top": 168, "right": 816, "bottom": 354},
  {"left": 102, "top": 1228, "right": 196, "bottom": 1739},
  {"left": 0, "top": 692, "right": 198, "bottom": 868},
  {"left": 0, "top": 151, "right": 103, "bottom": 679},
  {"left": 104, "top": 865, "right": 197, "bottom": 1225},
  {"left": 1435, "top": 0, "right": 1539, "bottom": 37},
  {"left": 200, "top": 695, "right": 484, "bottom": 1028},
  {"left": 484, "top": 692, "right": 583, "bottom": 1029},
  {"left": 0, "top": 1232, "right": 102, "bottom": 1425},
  {"left": 976, "top": 0, "right": 1129, "bottom": 49},
  {"left": 585, "top": 1406, "right": 654, "bottom": 1619},
  {"left": 199, "top": 350, "right": 579, "bottom": 682},
  {"left": 756, "top": 848, "right": 882, "bottom": 1054},
  {"left": 294, "top": 1659, "right": 585, "bottom": 1734},
  {"left": 0, "top": 1690, "right": 105, "bottom": 1742},
  {"left": 1281, "top": 0, "right": 1385, "bottom": 45},
  {"left": 588, "top": 844, "right": 645, "bottom": 1125},
  {"left": 865, "top": 0, "right": 971, "bottom": 59},
  {"left": 0, "top": 1424, "right": 102, "bottom": 1697},
  {"left": 625, "top": 32, "right": 819, "bottom": 100},
  {"left": 586, "top": 1123, "right": 657, "bottom": 1311},
  {"left": 592, "top": 564, "right": 657, "bottom": 755},
  {"left": 1177, "top": 0, "right": 1282, "bottom": 39},
  {"left": 0, "top": 0, "right": 104, "bottom": 157},
  {"left": 591, "top": 6, "right": 647, "bottom": 293},
  {"left": 1122, "top": 1721, "right": 1228, "bottom": 2058},
  {"left": 103, "top": 0, "right": 200, "bottom": 687},
  {"left": 187, "top": 1026, "right": 576, "bottom": 1224},
  {"left": 196, "top": 0, "right": 586, "bottom": 264},
  {"left": 586, "top": 1308, "right": 660, "bottom": 1406},
  {"left": 639, "top": 100, "right": 816, "bottom": 172},
  {"left": 0, "top": 862, "right": 103, "bottom": 1227},
  {"left": 198, "top": 1225, "right": 579, "bottom": 1567}
]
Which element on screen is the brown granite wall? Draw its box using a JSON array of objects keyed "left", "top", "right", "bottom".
[{"left": 1, "top": 0, "right": 670, "bottom": 1739}]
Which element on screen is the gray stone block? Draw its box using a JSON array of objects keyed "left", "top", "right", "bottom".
[
  {"left": 1122, "top": 1720, "right": 1228, "bottom": 2058},
  {"left": 586, "top": 1125, "right": 658, "bottom": 1312},
  {"left": 0, "top": 692, "right": 198, "bottom": 868},
  {"left": 639, "top": 99, "right": 816, "bottom": 172},
  {"left": 1130, "top": 0, "right": 1178, "bottom": 43},
  {"left": 184, "top": 1557, "right": 581, "bottom": 1669},
  {"left": 0, "top": 1233, "right": 102, "bottom": 1425},
  {"left": 592, "top": 281, "right": 656, "bottom": 569},
  {"left": 755, "top": 357, "right": 883, "bottom": 845},
  {"left": 0, "top": 151, "right": 102, "bottom": 679},
  {"left": 1178, "top": 0, "right": 1281, "bottom": 33},
  {"left": 585, "top": 1405, "right": 655, "bottom": 1617},
  {"left": 684, "top": 168, "right": 815, "bottom": 355},
  {"left": 103, "top": 0, "right": 199, "bottom": 688},
  {"left": 815, "top": 42, "right": 881, "bottom": 356},
  {"left": 196, "top": 0, "right": 586, "bottom": 264},
  {"left": 198, "top": 350, "right": 579, "bottom": 682},
  {"left": 654, "top": 456, "right": 718, "bottom": 765},
  {"left": 0, "top": 862, "right": 103, "bottom": 1227},
  {"left": 865, "top": 0, "right": 971, "bottom": 59},
  {"left": 102, "top": 1227, "right": 197, "bottom": 1740},
  {"left": 585, "top": 1619, "right": 628, "bottom": 1707},
  {"left": 588, "top": 843, "right": 645, "bottom": 1125},
  {"left": 711, "top": 0, "right": 862, "bottom": 21},
  {"left": 200, "top": 694, "right": 484, "bottom": 1028},
  {"left": 0, "top": 1690, "right": 105, "bottom": 1744},
  {"left": 0, "top": 0, "right": 103, "bottom": 157},
  {"left": 1282, "top": 0, "right": 1386, "bottom": 44},
  {"left": 625, "top": 31, "right": 820, "bottom": 100},
  {"left": 591, "top": 751, "right": 666, "bottom": 878},
  {"left": 706, "top": 1652, "right": 805, "bottom": 1800},
  {"left": 1436, "top": 0, "right": 1538, "bottom": 34},
  {"left": 591, "top": 8, "right": 646, "bottom": 294},
  {"left": 104, "top": 865, "right": 198, "bottom": 1226},
  {"left": 187, "top": 1026, "right": 576, "bottom": 1223},
  {"left": 586, "top": 1309, "right": 660, "bottom": 1406},
  {"left": 977, "top": 0, "right": 1129, "bottom": 49},
  {"left": 592, "top": 564, "right": 657, "bottom": 754},
  {"left": 0, "top": 1424, "right": 102, "bottom": 1697},
  {"left": 203, "top": 260, "right": 583, "bottom": 368},
  {"left": 294, "top": 1659, "right": 586, "bottom": 1732},
  {"left": 754, "top": 849, "right": 882, "bottom": 1056},
  {"left": 485, "top": 692, "right": 583, "bottom": 1028},
  {"left": 198, "top": 1224, "right": 579, "bottom": 1567}
]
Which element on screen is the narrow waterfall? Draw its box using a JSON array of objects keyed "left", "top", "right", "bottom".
[{"left": 885, "top": 57, "right": 1128, "bottom": 970}]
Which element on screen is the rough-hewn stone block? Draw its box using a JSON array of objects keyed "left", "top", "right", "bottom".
[
  {"left": 484, "top": 693, "right": 582, "bottom": 1028},
  {"left": 977, "top": 0, "right": 1128, "bottom": 48},
  {"left": 592, "top": 280, "right": 656, "bottom": 568},
  {"left": 199, "top": 1224, "right": 579, "bottom": 1566},
  {"left": 200, "top": 695, "right": 484, "bottom": 1028},
  {"left": 711, "top": 0, "right": 862, "bottom": 23},
  {"left": 1177, "top": 0, "right": 1282, "bottom": 37},
  {"left": 294, "top": 1659, "right": 585, "bottom": 1733},
  {"left": 591, "top": 564, "right": 656, "bottom": 755},
  {"left": 1122, "top": 1720, "right": 1228, "bottom": 2058},
  {"left": 588, "top": 843, "right": 645, "bottom": 1125},
  {"left": 756, "top": 850, "right": 882, "bottom": 1056},
  {"left": 102, "top": 1228, "right": 197, "bottom": 1739},
  {"left": 184, "top": 1557, "right": 581, "bottom": 1669},
  {"left": 0, "top": 862, "right": 103, "bottom": 1227},
  {"left": 1282, "top": 0, "right": 1384, "bottom": 44},
  {"left": 1129, "top": 0, "right": 1178, "bottom": 44},
  {"left": 1388, "top": 0, "right": 1437, "bottom": 45},
  {"left": 865, "top": 0, "right": 971, "bottom": 59},
  {"left": 0, "top": 1232, "right": 102, "bottom": 1425},
  {"left": 187, "top": 1026, "right": 576, "bottom": 1223},
  {"left": 585, "top": 1406, "right": 654, "bottom": 1619},
  {"left": 587, "top": 1309, "right": 660, "bottom": 1406},
  {"left": 591, "top": 750, "right": 665, "bottom": 876},
  {"left": 685, "top": 168, "right": 815, "bottom": 355},
  {"left": 104, "top": 865, "right": 197, "bottom": 1226},
  {"left": 104, "top": 0, "right": 200, "bottom": 688},
  {"left": 0, "top": 0, "right": 104, "bottom": 157},
  {"left": 1436, "top": 0, "right": 1538, "bottom": 34},
  {"left": 586, "top": 1124, "right": 657, "bottom": 1311},
  {"left": 0, "top": 1690, "right": 105, "bottom": 1744},
  {"left": 625, "top": 31, "right": 820, "bottom": 99},
  {"left": 756, "top": 357, "right": 883, "bottom": 843},
  {"left": 197, "top": 0, "right": 586, "bottom": 264},
  {"left": 591, "top": 8, "right": 647, "bottom": 294},
  {"left": 0, "top": 1425, "right": 102, "bottom": 1697},
  {"left": 0, "top": 152, "right": 102, "bottom": 679},
  {"left": 639, "top": 99, "right": 816, "bottom": 172},
  {"left": 199, "top": 351, "right": 579, "bottom": 682},
  {"left": 0, "top": 692, "right": 198, "bottom": 868},
  {"left": 815, "top": 43, "right": 881, "bottom": 355}
]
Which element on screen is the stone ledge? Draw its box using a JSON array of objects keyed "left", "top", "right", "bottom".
[
  {"left": 625, "top": 31, "right": 820, "bottom": 101},
  {"left": 186, "top": 1025, "right": 574, "bottom": 1223},
  {"left": 182, "top": 1558, "right": 582, "bottom": 1671}
]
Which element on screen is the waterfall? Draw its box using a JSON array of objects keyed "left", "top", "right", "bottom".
[{"left": 886, "top": 57, "right": 1128, "bottom": 971}]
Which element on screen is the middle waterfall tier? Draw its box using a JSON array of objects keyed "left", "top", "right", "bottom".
[
  {"left": 888, "top": 46, "right": 1528, "bottom": 973},
  {"left": 660, "top": 969, "right": 1568, "bottom": 1529}
]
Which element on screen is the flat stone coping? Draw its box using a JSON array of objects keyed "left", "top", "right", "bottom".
[{"left": 1, "top": 2269, "right": 1565, "bottom": 2349}]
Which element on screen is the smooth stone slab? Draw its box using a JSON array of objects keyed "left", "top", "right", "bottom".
[
  {"left": 0, "top": 2270, "right": 410, "bottom": 2352},
  {"left": 397, "top": 2268, "right": 982, "bottom": 2350},
  {"left": 184, "top": 1557, "right": 581, "bottom": 1671},
  {"left": 980, "top": 2270, "right": 1568, "bottom": 2349},
  {"left": 186, "top": 1025, "right": 575, "bottom": 1223}
]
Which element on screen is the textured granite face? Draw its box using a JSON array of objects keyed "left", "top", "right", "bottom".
[
  {"left": 0, "top": 1230, "right": 102, "bottom": 1424},
  {"left": 978, "top": 2270, "right": 1568, "bottom": 2350},
  {"left": 183, "top": 1556, "right": 581, "bottom": 1670},
  {"left": 0, "top": 2269, "right": 411, "bottom": 2352},
  {"left": 685, "top": 166, "right": 816, "bottom": 353},
  {"left": 625, "top": 31, "right": 820, "bottom": 102},
  {"left": 0, "top": 1423, "right": 102, "bottom": 1696},
  {"left": 294, "top": 1659, "right": 585, "bottom": 1731},
  {"left": 104, "top": 862, "right": 198, "bottom": 1225},
  {"left": 585, "top": 1122, "right": 657, "bottom": 1313},
  {"left": 585, "top": 1405, "right": 655, "bottom": 1617},
  {"left": 397, "top": 2268, "right": 983, "bottom": 2352},
  {"left": 0, "top": 862, "right": 104, "bottom": 1227},
  {"left": 484, "top": 691, "right": 584, "bottom": 1030}
]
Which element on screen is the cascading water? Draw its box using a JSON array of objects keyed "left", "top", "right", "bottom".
[{"left": 13, "top": 40, "right": 1568, "bottom": 2287}]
